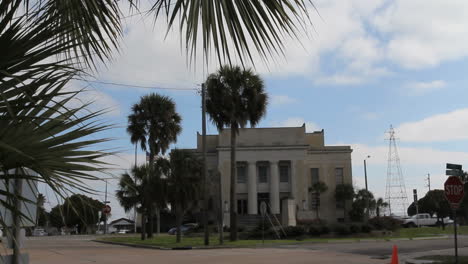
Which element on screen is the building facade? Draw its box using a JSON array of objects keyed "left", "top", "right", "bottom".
[{"left": 190, "top": 125, "right": 353, "bottom": 226}]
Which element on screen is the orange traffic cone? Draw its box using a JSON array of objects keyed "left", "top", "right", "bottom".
[{"left": 390, "top": 245, "right": 399, "bottom": 264}]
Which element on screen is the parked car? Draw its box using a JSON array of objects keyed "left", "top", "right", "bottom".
[
  {"left": 168, "top": 223, "right": 198, "bottom": 235},
  {"left": 403, "top": 213, "right": 453, "bottom": 227},
  {"left": 32, "top": 228, "right": 48, "bottom": 236}
]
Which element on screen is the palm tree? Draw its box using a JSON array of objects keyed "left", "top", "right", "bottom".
[
  {"left": 375, "top": 198, "right": 389, "bottom": 218},
  {"left": 127, "top": 93, "right": 181, "bottom": 238},
  {"left": 166, "top": 149, "right": 202, "bottom": 243},
  {"left": 334, "top": 184, "right": 354, "bottom": 221},
  {"left": 310, "top": 181, "right": 328, "bottom": 220},
  {"left": 205, "top": 65, "right": 268, "bottom": 241},
  {"left": 116, "top": 164, "right": 165, "bottom": 240}
]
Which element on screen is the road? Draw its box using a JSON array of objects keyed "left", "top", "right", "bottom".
[{"left": 7, "top": 235, "right": 468, "bottom": 264}]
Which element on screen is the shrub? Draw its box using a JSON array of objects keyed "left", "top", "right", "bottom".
[
  {"left": 360, "top": 224, "right": 373, "bottom": 233},
  {"left": 349, "top": 224, "right": 361, "bottom": 234},
  {"left": 308, "top": 225, "right": 321, "bottom": 236},
  {"left": 283, "top": 226, "right": 307, "bottom": 238},
  {"left": 308, "top": 224, "right": 330, "bottom": 236},
  {"left": 333, "top": 224, "right": 351, "bottom": 236},
  {"left": 369, "top": 216, "right": 402, "bottom": 231}
]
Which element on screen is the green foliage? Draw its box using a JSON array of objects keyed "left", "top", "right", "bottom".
[
  {"left": 349, "top": 224, "right": 361, "bottom": 234},
  {"left": 335, "top": 184, "right": 355, "bottom": 202},
  {"left": 360, "top": 224, "right": 373, "bottom": 233},
  {"left": 407, "top": 190, "right": 451, "bottom": 220},
  {"left": 349, "top": 189, "right": 375, "bottom": 222},
  {"left": 283, "top": 226, "right": 307, "bottom": 237},
  {"left": 48, "top": 194, "right": 103, "bottom": 233},
  {"left": 205, "top": 65, "right": 268, "bottom": 241},
  {"left": 333, "top": 224, "right": 351, "bottom": 236},
  {"left": 368, "top": 216, "right": 402, "bottom": 231},
  {"left": 307, "top": 224, "right": 330, "bottom": 236}
]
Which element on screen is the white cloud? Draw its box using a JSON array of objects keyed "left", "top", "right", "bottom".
[
  {"left": 395, "top": 108, "right": 468, "bottom": 142},
  {"left": 271, "top": 117, "right": 320, "bottom": 132},
  {"left": 404, "top": 80, "right": 447, "bottom": 95},
  {"left": 270, "top": 95, "right": 297, "bottom": 106},
  {"left": 63, "top": 82, "right": 121, "bottom": 117},
  {"left": 373, "top": 0, "right": 468, "bottom": 69}
]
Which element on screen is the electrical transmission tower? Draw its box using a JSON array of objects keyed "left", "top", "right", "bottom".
[{"left": 385, "top": 125, "right": 409, "bottom": 217}]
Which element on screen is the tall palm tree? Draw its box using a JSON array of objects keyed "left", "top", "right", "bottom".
[
  {"left": 166, "top": 149, "right": 202, "bottom": 243},
  {"left": 127, "top": 93, "right": 181, "bottom": 238},
  {"left": 310, "top": 181, "right": 328, "bottom": 220},
  {"left": 205, "top": 65, "right": 268, "bottom": 241}
]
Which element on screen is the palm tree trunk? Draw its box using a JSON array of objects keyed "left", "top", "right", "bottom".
[
  {"left": 141, "top": 213, "right": 147, "bottom": 240},
  {"left": 147, "top": 206, "right": 154, "bottom": 238},
  {"left": 176, "top": 204, "right": 182, "bottom": 243},
  {"left": 229, "top": 128, "right": 237, "bottom": 241}
]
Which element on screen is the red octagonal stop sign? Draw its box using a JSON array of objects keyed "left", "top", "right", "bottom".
[
  {"left": 103, "top": 205, "right": 111, "bottom": 215},
  {"left": 444, "top": 176, "right": 465, "bottom": 208}
]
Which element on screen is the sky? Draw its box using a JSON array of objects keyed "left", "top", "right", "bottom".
[{"left": 40, "top": 0, "right": 468, "bottom": 220}]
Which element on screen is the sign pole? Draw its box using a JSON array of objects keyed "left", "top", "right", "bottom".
[{"left": 454, "top": 208, "right": 458, "bottom": 264}]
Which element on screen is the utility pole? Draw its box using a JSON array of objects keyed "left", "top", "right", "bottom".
[
  {"left": 104, "top": 179, "right": 108, "bottom": 234},
  {"left": 428, "top": 174, "right": 431, "bottom": 191},
  {"left": 364, "top": 155, "right": 371, "bottom": 221},
  {"left": 202, "top": 83, "right": 210, "bottom": 246}
]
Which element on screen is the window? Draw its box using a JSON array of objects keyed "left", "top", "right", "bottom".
[
  {"left": 336, "top": 200, "right": 344, "bottom": 209},
  {"left": 279, "top": 164, "right": 290, "bottom": 183},
  {"left": 311, "top": 168, "right": 319, "bottom": 185},
  {"left": 237, "top": 199, "right": 247, "bottom": 215},
  {"left": 237, "top": 163, "right": 247, "bottom": 183},
  {"left": 335, "top": 168, "right": 344, "bottom": 184},
  {"left": 258, "top": 165, "right": 268, "bottom": 183}
]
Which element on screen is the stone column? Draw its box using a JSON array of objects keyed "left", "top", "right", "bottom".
[
  {"left": 270, "top": 161, "right": 280, "bottom": 214},
  {"left": 247, "top": 162, "right": 258, "bottom": 214},
  {"left": 290, "top": 160, "right": 297, "bottom": 199}
]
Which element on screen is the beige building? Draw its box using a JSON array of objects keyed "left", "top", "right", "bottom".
[{"left": 190, "top": 125, "right": 353, "bottom": 226}]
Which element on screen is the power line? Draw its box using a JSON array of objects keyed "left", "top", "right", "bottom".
[{"left": 82, "top": 79, "right": 198, "bottom": 91}]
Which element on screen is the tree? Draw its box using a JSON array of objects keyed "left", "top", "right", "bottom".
[
  {"left": 309, "top": 181, "right": 328, "bottom": 220},
  {"left": 375, "top": 198, "right": 389, "bottom": 218},
  {"left": 349, "top": 189, "right": 375, "bottom": 222},
  {"left": 205, "top": 65, "right": 268, "bottom": 241},
  {"left": 334, "top": 184, "right": 354, "bottom": 221},
  {"left": 116, "top": 164, "right": 165, "bottom": 240},
  {"left": 48, "top": 194, "right": 103, "bottom": 234},
  {"left": 36, "top": 193, "right": 48, "bottom": 227},
  {"left": 407, "top": 190, "right": 450, "bottom": 227},
  {"left": 166, "top": 149, "right": 202, "bottom": 243},
  {"left": 127, "top": 93, "right": 181, "bottom": 238}
]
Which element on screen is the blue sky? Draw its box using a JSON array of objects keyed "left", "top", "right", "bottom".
[{"left": 41, "top": 0, "right": 468, "bottom": 219}]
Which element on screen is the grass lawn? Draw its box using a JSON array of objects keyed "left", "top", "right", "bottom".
[
  {"left": 99, "top": 235, "right": 299, "bottom": 248},
  {"left": 98, "top": 226, "right": 468, "bottom": 249},
  {"left": 416, "top": 255, "right": 468, "bottom": 264},
  {"left": 395, "top": 226, "right": 468, "bottom": 238}
]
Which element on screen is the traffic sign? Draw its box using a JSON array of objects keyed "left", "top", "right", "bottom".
[
  {"left": 446, "top": 170, "right": 463, "bottom": 176},
  {"left": 447, "top": 163, "right": 462, "bottom": 170},
  {"left": 103, "top": 205, "right": 111, "bottom": 215},
  {"left": 444, "top": 176, "right": 465, "bottom": 208}
]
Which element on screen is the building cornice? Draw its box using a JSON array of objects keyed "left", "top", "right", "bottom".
[{"left": 216, "top": 145, "right": 310, "bottom": 151}]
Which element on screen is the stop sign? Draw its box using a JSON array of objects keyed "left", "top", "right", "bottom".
[
  {"left": 444, "top": 176, "right": 465, "bottom": 208},
  {"left": 103, "top": 205, "right": 111, "bottom": 215}
]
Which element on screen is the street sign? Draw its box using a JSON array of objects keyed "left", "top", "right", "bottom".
[
  {"left": 446, "top": 170, "right": 463, "bottom": 176},
  {"left": 103, "top": 205, "right": 111, "bottom": 215},
  {"left": 260, "top": 202, "right": 267, "bottom": 216},
  {"left": 447, "top": 163, "right": 463, "bottom": 170},
  {"left": 413, "top": 189, "right": 418, "bottom": 203},
  {"left": 444, "top": 176, "right": 465, "bottom": 208}
]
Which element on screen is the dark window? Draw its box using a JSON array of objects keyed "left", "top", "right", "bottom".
[
  {"left": 279, "top": 164, "right": 290, "bottom": 183},
  {"left": 335, "top": 168, "right": 344, "bottom": 184},
  {"left": 336, "top": 200, "right": 344, "bottom": 209},
  {"left": 337, "top": 218, "right": 345, "bottom": 223},
  {"left": 237, "top": 163, "right": 247, "bottom": 183},
  {"left": 311, "top": 168, "right": 319, "bottom": 185},
  {"left": 237, "top": 199, "right": 247, "bottom": 215},
  {"left": 258, "top": 165, "right": 268, "bottom": 183}
]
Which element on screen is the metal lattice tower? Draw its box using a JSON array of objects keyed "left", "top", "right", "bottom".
[{"left": 384, "top": 125, "right": 409, "bottom": 217}]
